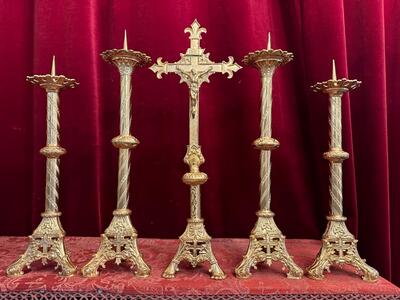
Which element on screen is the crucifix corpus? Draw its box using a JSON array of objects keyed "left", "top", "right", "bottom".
[{"left": 150, "top": 19, "right": 241, "bottom": 279}]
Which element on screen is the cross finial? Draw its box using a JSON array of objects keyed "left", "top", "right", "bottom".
[
  {"left": 332, "top": 59, "right": 337, "bottom": 81},
  {"left": 267, "top": 32, "right": 271, "bottom": 50},
  {"left": 123, "top": 30, "right": 128, "bottom": 50},
  {"left": 51, "top": 55, "right": 56, "bottom": 76}
]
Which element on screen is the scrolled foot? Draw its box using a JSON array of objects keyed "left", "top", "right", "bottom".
[
  {"left": 362, "top": 269, "right": 379, "bottom": 282},
  {"left": 283, "top": 257, "right": 303, "bottom": 279},
  {"left": 306, "top": 264, "right": 326, "bottom": 280},
  {"left": 6, "top": 259, "right": 27, "bottom": 277},
  {"left": 235, "top": 259, "right": 253, "bottom": 279},
  {"left": 162, "top": 261, "right": 178, "bottom": 279},
  {"left": 354, "top": 259, "right": 379, "bottom": 282},
  {"left": 133, "top": 261, "right": 151, "bottom": 278},
  {"left": 58, "top": 262, "right": 76, "bottom": 277},
  {"left": 209, "top": 263, "right": 226, "bottom": 280},
  {"left": 286, "top": 265, "right": 303, "bottom": 279},
  {"left": 81, "top": 262, "right": 100, "bottom": 278}
]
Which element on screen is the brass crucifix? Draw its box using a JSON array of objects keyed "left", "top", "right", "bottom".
[{"left": 150, "top": 20, "right": 241, "bottom": 279}]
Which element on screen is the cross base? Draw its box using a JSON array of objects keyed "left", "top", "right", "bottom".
[
  {"left": 307, "top": 215, "right": 378, "bottom": 281},
  {"left": 81, "top": 209, "right": 150, "bottom": 278},
  {"left": 6, "top": 211, "right": 76, "bottom": 277},
  {"left": 235, "top": 210, "right": 303, "bottom": 279},
  {"left": 163, "top": 218, "right": 226, "bottom": 280}
]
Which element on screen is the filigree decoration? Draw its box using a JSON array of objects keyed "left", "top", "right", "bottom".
[
  {"left": 235, "top": 211, "right": 303, "bottom": 279},
  {"left": 307, "top": 219, "right": 379, "bottom": 281},
  {"left": 81, "top": 212, "right": 150, "bottom": 278},
  {"left": 6, "top": 215, "right": 75, "bottom": 277},
  {"left": 162, "top": 219, "right": 225, "bottom": 280}
]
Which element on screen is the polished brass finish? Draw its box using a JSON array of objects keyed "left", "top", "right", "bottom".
[
  {"left": 7, "top": 57, "right": 78, "bottom": 277},
  {"left": 150, "top": 20, "right": 241, "bottom": 280},
  {"left": 235, "top": 34, "right": 303, "bottom": 279},
  {"left": 81, "top": 32, "right": 151, "bottom": 278},
  {"left": 306, "top": 60, "right": 379, "bottom": 282}
]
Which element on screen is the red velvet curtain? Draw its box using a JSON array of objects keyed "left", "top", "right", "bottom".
[{"left": 0, "top": 0, "right": 398, "bottom": 285}]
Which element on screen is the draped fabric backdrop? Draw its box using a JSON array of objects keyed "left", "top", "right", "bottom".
[{"left": 0, "top": 0, "right": 398, "bottom": 285}]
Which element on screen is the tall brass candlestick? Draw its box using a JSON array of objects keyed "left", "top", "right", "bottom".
[
  {"left": 7, "top": 57, "right": 78, "bottom": 276},
  {"left": 235, "top": 34, "right": 303, "bottom": 279},
  {"left": 150, "top": 20, "right": 241, "bottom": 280},
  {"left": 81, "top": 32, "right": 151, "bottom": 278},
  {"left": 307, "top": 60, "right": 379, "bottom": 281}
]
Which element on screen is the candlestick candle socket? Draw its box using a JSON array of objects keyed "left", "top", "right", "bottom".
[
  {"left": 306, "top": 60, "right": 379, "bottom": 281},
  {"left": 81, "top": 32, "right": 151, "bottom": 278},
  {"left": 150, "top": 19, "right": 241, "bottom": 280},
  {"left": 7, "top": 57, "right": 78, "bottom": 277},
  {"left": 235, "top": 34, "right": 303, "bottom": 279}
]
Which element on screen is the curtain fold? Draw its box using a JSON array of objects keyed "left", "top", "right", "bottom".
[{"left": 0, "top": 0, "right": 398, "bottom": 284}]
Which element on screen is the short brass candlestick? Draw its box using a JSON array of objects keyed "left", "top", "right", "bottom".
[
  {"left": 81, "top": 32, "right": 151, "bottom": 278},
  {"left": 307, "top": 60, "right": 379, "bottom": 281},
  {"left": 150, "top": 20, "right": 241, "bottom": 280},
  {"left": 7, "top": 57, "right": 78, "bottom": 277},
  {"left": 235, "top": 34, "right": 303, "bottom": 279}
]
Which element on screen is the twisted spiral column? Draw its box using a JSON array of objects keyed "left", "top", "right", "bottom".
[
  {"left": 116, "top": 65, "right": 133, "bottom": 210},
  {"left": 259, "top": 67, "right": 275, "bottom": 210},
  {"left": 328, "top": 95, "right": 343, "bottom": 216},
  {"left": 45, "top": 91, "right": 60, "bottom": 212}
]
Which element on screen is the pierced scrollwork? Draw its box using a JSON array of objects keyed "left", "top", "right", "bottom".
[
  {"left": 235, "top": 211, "right": 303, "bottom": 279},
  {"left": 162, "top": 219, "right": 225, "bottom": 280},
  {"left": 81, "top": 210, "right": 150, "bottom": 278},
  {"left": 6, "top": 215, "right": 76, "bottom": 277},
  {"left": 307, "top": 219, "right": 379, "bottom": 282}
]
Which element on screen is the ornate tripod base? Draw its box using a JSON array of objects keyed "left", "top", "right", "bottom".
[
  {"left": 6, "top": 212, "right": 76, "bottom": 277},
  {"left": 307, "top": 215, "right": 379, "bottom": 281},
  {"left": 163, "top": 218, "right": 226, "bottom": 280},
  {"left": 81, "top": 209, "right": 150, "bottom": 278},
  {"left": 235, "top": 210, "right": 303, "bottom": 279}
]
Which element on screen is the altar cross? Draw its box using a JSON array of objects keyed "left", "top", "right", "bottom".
[{"left": 150, "top": 20, "right": 241, "bottom": 144}]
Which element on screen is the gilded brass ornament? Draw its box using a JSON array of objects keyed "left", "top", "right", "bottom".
[
  {"left": 306, "top": 60, "right": 379, "bottom": 282},
  {"left": 150, "top": 20, "right": 241, "bottom": 280},
  {"left": 7, "top": 57, "right": 78, "bottom": 277},
  {"left": 81, "top": 32, "right": 151, "bottom": 278},
  {"left": 235, "top": 34, "right": 303, "bottom": 279}
]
